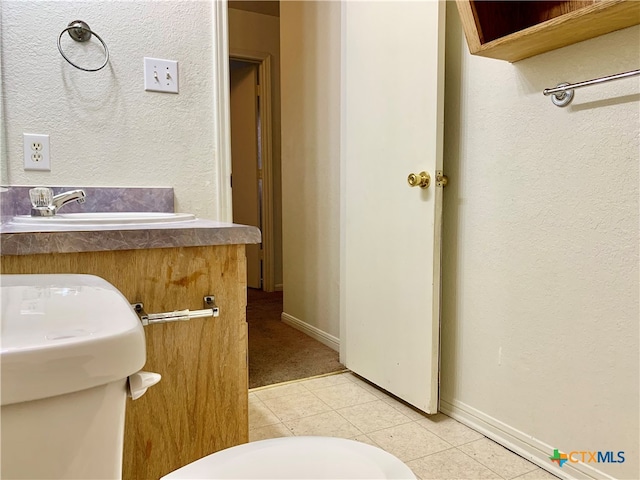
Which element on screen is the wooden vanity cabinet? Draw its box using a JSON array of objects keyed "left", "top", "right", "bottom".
[
  {"left": 456, "top": 0, "right": 640, "bottom": 62},
  {"left": 1, "top": 245, "right": 249, "bottom": 480}
]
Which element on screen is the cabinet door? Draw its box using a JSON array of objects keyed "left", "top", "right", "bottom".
[{"left": 1, "top": 245, "right": 249, "bottom": 479}]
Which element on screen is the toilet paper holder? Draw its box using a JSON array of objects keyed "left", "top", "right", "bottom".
[{"left": 132, "top": 296, "right": 219, "bottom": 326}]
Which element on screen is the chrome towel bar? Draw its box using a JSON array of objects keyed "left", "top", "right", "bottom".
[
  {"left": 543, "top": 69, "right": 640, "bottom": 107},
  {"left": 132, "top": 296, "right": 220, "bottom": 326}
]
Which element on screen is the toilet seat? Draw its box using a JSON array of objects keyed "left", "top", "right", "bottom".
[{"left": 161, "top": 436, "right": 416, "bottom": 479}]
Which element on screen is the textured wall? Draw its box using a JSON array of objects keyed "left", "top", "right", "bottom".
[
  {"left": 1, "top": 1, "right": 219, "bottom": 219},
  {"left": 441, "top": 5, "right": 639, "bottom": 478},
  {"left": 280, "top": 1, "right": 341, "bottom": 338}
]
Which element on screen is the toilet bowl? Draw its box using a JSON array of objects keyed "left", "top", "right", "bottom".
[
  {"left": 161, "top": 436, "right": 416, "bottom": 479},
  {"left": 0, "top": 274, "right": 159, "bottom": 480}
]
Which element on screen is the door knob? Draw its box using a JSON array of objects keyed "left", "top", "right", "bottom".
[{"left": 407, "top": 171, "right": 430, "bottom": 189}]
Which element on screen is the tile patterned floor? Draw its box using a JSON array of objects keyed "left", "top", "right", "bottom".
[{"left": 249, "top": 372, "right": 559, "bottom": 480}]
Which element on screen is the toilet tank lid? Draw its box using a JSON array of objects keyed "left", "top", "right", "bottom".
[{"left": 1, "top": 274, "right": 146, "bottom": 406}]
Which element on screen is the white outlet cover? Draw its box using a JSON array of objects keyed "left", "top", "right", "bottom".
[
  {"left": 23, "top": 133, "right": 51, "bottom": 171},
  {"left": 144, "top": 57, "right": 179, "bottom": 94}
]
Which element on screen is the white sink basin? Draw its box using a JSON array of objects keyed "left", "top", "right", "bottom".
[{"left": 11, "top": 212, "right": 196, "bottom": 226}]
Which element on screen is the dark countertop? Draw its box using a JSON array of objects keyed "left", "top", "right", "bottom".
[{"left": 0, "top": 218, "right": 261, "bottom": 255}]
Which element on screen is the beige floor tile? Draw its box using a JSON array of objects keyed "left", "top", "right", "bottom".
[
  {"left": 512, "top": 468, "right": 559, "bottom": 479},
  {"left": 459, "top": 439, "right": 538, "bottom": 479},
  {"left": 253, "top": 382, "right": 310, "bottom": 401},
  {"left": 337, "top": 399, "right": 413, "bottom": 433},
  {"left": 350, "top": 434, "right": 380, "bottom": 448},
  {"left": 300, "top": 373, "right": 353, "bottom": 391},
  {"left": 249, "top": 375, "right": 549, "bottom": 480},
  {"left": 343, "top": 373, "right": 390, "bottom": 398},
  {"left": 248, "top": 423, "right": 294, "bottom": 442},
  {"left": 248, "top": 397, "right": 281, "bottom": 430},
  {"left": 261, "top": 391, "right": 332, "bottom": 422},
  {"left": 368, "top": 422, "right": 452, "bottom": 462},
  {"left": 417, "top": 413, "right": 485, "bottom": 446},
  {"left": 381, "top": 395, "right": 431, "bottom": 421},
  {"left": 284, "top": 410, "right": 363, "bottom": 438},
  {"left": 407, "top": 448, "right": 502, "bottom": 480},
  {"left": 313, "top": 381, "right": 380, "bottom": 409}
]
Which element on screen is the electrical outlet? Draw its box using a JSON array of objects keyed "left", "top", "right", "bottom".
[
  {"left": 144, "top": 57, "right": 179, "bottom": 94},
  {"left": 23, "top": 134, "right": 51, "bottom": 171}
]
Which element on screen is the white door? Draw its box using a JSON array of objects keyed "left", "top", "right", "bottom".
[
  {"left": 230, "top": 62, "right": 262, "bottom": 289},
  {"left": 342, "top": 0, "right": 446, "bottom": 413}
]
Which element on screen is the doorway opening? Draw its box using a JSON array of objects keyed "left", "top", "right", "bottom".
[
  {"left": 229, "top": 54, "right": 274, "bottom": 291},
  {"left": 227, "top": 8, "right": 344, "bottom": 389}
]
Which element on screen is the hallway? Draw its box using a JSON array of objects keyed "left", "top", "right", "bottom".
[{"left": 247, "top": 288, "right": 344, "bottom": 388}]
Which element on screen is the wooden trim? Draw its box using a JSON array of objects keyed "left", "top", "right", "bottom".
[
  {"left": 455, "top": 0, "right": 483, "bottom": 53},
  {"left": 213, "top": 0, "right": 233, "bottom": 221},
  {"left": 249, "top": 370, "right": 350, "bottom": 392},
  {"left": 229, "top": 49, "right": 276, "bottom": 292},
  {"left": 281, "top": 312, "right": 340, "bottom": 352}
]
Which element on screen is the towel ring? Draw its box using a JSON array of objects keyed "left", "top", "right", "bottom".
[{"left": 57, "top": 20, "right": 109, "bottom": 72}]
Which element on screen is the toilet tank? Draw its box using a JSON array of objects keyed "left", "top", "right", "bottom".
[{"left": 0, "top": 274, "right": 147, "bottom": 480}]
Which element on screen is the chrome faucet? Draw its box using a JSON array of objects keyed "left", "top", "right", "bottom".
[{"left": 29, "top": 187, "right": 86, "bottom": 216}]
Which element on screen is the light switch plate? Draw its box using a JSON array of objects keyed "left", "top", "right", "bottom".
[{"left": 144, "top": 57, "right": 179, "bottom": 94}]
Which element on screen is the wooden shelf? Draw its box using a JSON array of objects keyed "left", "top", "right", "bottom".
[{"left": 455, "top": 0, "right": 640, "bottom": 62}]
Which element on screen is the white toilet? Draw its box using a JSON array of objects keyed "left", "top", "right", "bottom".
[
  {"left": 1, "top": 274, "right": 414, "bottom": 480},
  {"left": 162, "top": 436, "right": 416, "bottom": 479},
  {"left": 0, "top": 274, "right": 159, "bottom": 480}
]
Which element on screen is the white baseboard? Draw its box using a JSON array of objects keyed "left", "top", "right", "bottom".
[
  {"left": 439, "top": 398, "right": 616, "bottom": 480},
  {"left": 274, "top": 284, "right": 283, "bottom": 292},
  {"left": 281, "top": 312, "right": 340, "bottom": 352}
]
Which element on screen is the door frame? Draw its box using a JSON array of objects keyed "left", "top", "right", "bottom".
[
  {"left": 212, "top": 0, "right": 232, "bottom": 223},
  {"left": 229, "top": 49, "right": 276, "bottom": 292}
]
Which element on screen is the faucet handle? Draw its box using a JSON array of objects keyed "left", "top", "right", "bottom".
[{"left": 29, "top": 187, "right": 53, "bottom": 207}]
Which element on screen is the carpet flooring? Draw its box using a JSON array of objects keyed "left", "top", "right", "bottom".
[{"left": 247, "top": 288, "right": 345, "bottom": 389}]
